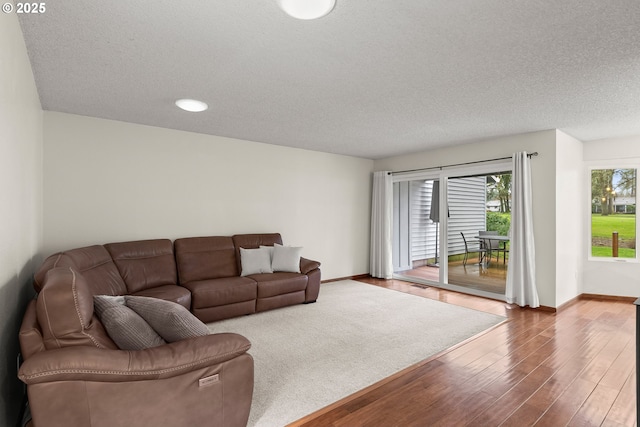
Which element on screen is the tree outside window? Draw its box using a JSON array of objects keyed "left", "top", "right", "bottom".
[{"left": 486, "top": 173, "right": 512, "bottom": 236}]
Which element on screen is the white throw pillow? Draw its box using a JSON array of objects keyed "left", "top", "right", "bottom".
[
  {"left": 240, "top": 246, "right": 273, "bottom": 276},
  {"left": 260, "top": 245, "right": 275, "bottom": 263},
  {"left": 272, "top": 244, "right": 302, "bottom": 273}
]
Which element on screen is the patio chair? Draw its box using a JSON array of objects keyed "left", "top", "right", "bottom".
[
  {"left": 479, "top": 230, "right": 509, "bottom": 263},
  {"left": 460, "top": 232, "right": 487, "bottom": 266}
]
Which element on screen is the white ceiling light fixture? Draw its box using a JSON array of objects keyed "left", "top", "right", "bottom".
[
  {"left": 278, "top": 0, "right": 336, "bottom": 20},
  {"left": 175, "top": 98, "right": 208, "bottom": 112}
]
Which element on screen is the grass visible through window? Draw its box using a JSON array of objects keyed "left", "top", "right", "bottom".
[{"left": 591, "top": 214, "right": 636, "bottom": 258}]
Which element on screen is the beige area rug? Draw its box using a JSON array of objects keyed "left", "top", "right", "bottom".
[{"left": 207, "top": 280, "right": 505, "bottom": 427}]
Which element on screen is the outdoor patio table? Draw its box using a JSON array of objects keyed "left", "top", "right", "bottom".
[{"left": 475, "top": 235, "right": 509, "bottom": 264}]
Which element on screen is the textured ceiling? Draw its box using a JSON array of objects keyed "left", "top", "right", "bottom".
[{"left": 18, "top": 0, "right": 640, "bottom": 159}]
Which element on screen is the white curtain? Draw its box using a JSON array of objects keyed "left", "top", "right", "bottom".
[
  {"left": 370, "top": 171, "right": 393, "bottom": 279},
  {"left": 506, "top": 152, "right": 539, "bottom": 308}
]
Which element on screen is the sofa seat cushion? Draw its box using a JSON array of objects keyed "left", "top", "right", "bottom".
[
  {"left": 132, "top": 285, "right": 192, "bottom": 310},
  {"left": 183, "top": 277, "right": 257, "bottom": 309},
  {"left": 248, "top": 272, "right": 308, "bottom": 299}
]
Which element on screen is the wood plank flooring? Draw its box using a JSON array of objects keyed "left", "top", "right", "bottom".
[
  {"left": 291, "top": 277, "right": 636, "bottom": 427},
  {"left": 403, "top": 259, "right": 508, "bottom": 295}
]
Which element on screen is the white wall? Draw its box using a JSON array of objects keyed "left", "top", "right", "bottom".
[
  {"left": 583, "top": 136, "right": 640, "bottom": 298},
  {"left": 555, "top": 130, "right": 583, "bottom": 306},
  {"left": 0, "top": 12, "right": 43, "bottom": 427},
  {"left": 43, "top": 112, "right": 373, "bottom": 280},
  {"left": 375, "top": 130, "right": 559, "bottom": 307}
]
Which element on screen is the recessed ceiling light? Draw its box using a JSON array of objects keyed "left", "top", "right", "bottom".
[
  {"left": 175, "top": 98, "right": 208, "bottom": 112},
  {"left": 277, "top": 0, "right": 336, "bottom": 20}
]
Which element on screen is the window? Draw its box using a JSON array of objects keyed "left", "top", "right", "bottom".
[{"left": 590, "top": 168, "right": 637, "bottom": 259}]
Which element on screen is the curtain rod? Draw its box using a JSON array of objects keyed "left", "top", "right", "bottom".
[{"left": 389, "top": 152, "right": 538, "bottom": 175}]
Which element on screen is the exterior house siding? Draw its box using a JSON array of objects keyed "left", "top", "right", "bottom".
[
  {"left": 446, "top": 177, "right": 487, "bottom": 256},
  {"left": 405, "top": 177, "right": 486, "bottom": 264}
]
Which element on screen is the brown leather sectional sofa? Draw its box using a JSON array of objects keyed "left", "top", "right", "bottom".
[{"left": 18, "top": 233, "right": 321, "bottom": 427}]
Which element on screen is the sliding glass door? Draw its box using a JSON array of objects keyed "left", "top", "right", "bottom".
[
  {"left": 392, "top": 178, "right": 441, "bottom": 283},
  {"left": 391, "top": 160, "right": 512, "bottom": 300},
  {"left": 446, "top": 173, "right": 510, "bottom": 296}
]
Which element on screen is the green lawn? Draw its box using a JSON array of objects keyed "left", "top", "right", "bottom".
[
  {"left": 591, "top": 213, "right": 636, "bottom": 258},
  {"left": 591, "top": 247, "right": 636, "bottom": 258},
  {"left": 591, "top": 214, "right": 636, "bottom": 238}
]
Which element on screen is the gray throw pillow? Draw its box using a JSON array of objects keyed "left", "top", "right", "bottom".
[
  {"left": 272, "top": 244, "right": 302, "bottom": 273},
  {"left": 260, "top": 245, "right": 275, "bottom": 262},
  {"left": 93, "top": 295, "right": 166, "bottom": 350},
  {"left": 125, "top": 296, "right": 210, "bottom": 342},
  {"left": 240, "top": 246, "right": 273, "bottom": 276}
]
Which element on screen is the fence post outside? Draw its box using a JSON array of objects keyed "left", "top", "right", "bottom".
[{"left": 613, "top": 231, "right": 619, "bottom": 257}]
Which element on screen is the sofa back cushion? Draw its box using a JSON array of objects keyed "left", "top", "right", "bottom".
[
  {"left": 105, "top": 239, "right": 177, "bottom": 294},
  {"left": 37, "top": 267, "right": 117, "bottom": 350},
  {"left": 232, "top": 233, "right": 283, "bottom": 273},
  {"left": 175, "top": 236, "right": 238, "bottom": 284},
  {"left": 34, "top": 245, "right": 127, "bottom": 295}
]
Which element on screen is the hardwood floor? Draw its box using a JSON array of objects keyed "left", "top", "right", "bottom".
[
  {"left": 291, "top": 277, "right": 636, "bottom": 427},
  {"left": 402, "top": 259, "right": 508, "bottom": 295}
]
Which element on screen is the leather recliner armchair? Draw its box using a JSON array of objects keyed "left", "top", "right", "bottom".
[{"left": 18, "top": 265, "right": 254, "bottom": 427}]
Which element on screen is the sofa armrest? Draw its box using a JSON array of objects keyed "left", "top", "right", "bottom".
[
  {"left": 19, "top": 332, "right": 250, "bottom": 384},
  {"left": 300, "top": 257, "right": 321, "bottom": 275}
]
